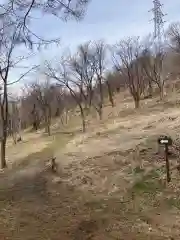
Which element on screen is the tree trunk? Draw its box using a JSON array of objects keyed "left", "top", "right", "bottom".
[
  {"left": 97, "top": 104, "right": 103, "bottom": 120},
  {"left": 47, "top": 107, "right": 51, "bottom": 136},
  {"left": 98, "top": 110, "right": 102, "bottom": 120},
  {"left": 1, "top": 138, "right": 7, "bottom": 168},
  {"left": 45, "top": 116, "right": 51, "bottom": 136},
  {"left": 99, "top": 77, "right": 103, "bottom": 109},
  {"left": 60, "top": 115, "right": 64, "bottom": 125},
  {"left": 68, "top": 87, "right": 86, "bottom": 132},
  {"left": 12, "top": 132, "right": 17, "bottom": 144},
  {"left": 148, "top": 80, "right": 153, "bottom": 97},
  {"left": 1, "top": 110, "right": 8, "bottom": 168},
  {"left": 47, "top": 123, "right": 51, "bottom": 136},
  {"left": 65, "top": 109, "right": 68, "bottom": 124},
  {"left": 159, "top": 84, "right": 164, "bottom": 100},
  {"left": 43, "top": 106, "right": 51, "bottom": 136},
  {"left": 0, "top": 82, "right": 8, "bottom": 169},
  {"left": 79, "top": 105, "right": 86, "bottom": 132},
  {"left": 55, "top": 107, "right": 60, "bottom": 117},
  {"left": 133, "top": 95, "right": 140, "bottom": 109},
  {"left": 87, "top": 87, "right": 93, "bottom": 109},
  {"left": 106, "top": 81, "right": 114, "bottom": 107},
  {"left": 33, "top": 121, "right": 38, "bottom": 131},
  {"left": 82, "top": 117, "right": 86, "bottom": 133}
]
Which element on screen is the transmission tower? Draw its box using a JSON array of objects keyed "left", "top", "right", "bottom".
[
  {"left": 149, "top": 0, "right": 167, "bottom": 99},
  {"left": 150, "top": 0, "right": 166, "bottom": 51}
]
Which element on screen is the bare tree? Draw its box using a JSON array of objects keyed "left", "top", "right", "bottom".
[
  {"left": 8, "top": 99, "right": 22, "bottom": 144},
  {"left": 52, "top": 85, "right": 65, "bottom": 118},
  {"left": 166, "top": 22, "right": 180, "bottom": 78},
  {"left": 0, "top": 20, "right": 38, "bottom": 168},
  {"left": 138, "top": 48, "right": 154, "bottom": 98},
  {"left": 142, "top": 48, "right": 167, "bottom": 99},
  {"left": 20, "top": 81, "right": 73, "bottom": 131},
  {"left": 45, "top": 60, "right": 87, "bottom": 132},
  {"left": 31, "top": 103, "right": 41, "bottom": 131},
  {"left": 141, "top": 34, "right": 170, "bottom": 100},
  {"left": 167, "top": 22, "right": 180, "bottom": 53},
  {"left": 68, "top": 42, "right": 95, "bottom": 113},
  {"left": 1, "top": 0, "right": 90, "bottom": 49},
  {"left": 23, "top": 89, "right": 42, "bottom": 131},
  {"left": 113, "top": 37, "right": 145, "bottom": 108},
  {"left": 71, "top": 41, "right": 110, "bottom": 120},
  {"left": 105, "top": 79, "right": 115, "bottom": 107},
  {"left": 105, "top": 71, "right": 126, "bottom": 93},
  {"left": 68, "top": 41, "right": 109, "bottom": 120},
  {"left": 28, "top": 80, "right": 55, "bottom": 136},
  {"left": 0, "top": 0, "right": 89, "bottom": 168},
  {"left": 92, "top": 40, "right": 107, "bottom": 119}
]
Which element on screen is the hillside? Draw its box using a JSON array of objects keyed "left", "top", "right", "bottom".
[{"left": 1, "top": 91, "right": 180, "bottom": 239}]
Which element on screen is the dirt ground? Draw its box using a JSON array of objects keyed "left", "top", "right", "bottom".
[{"left": 1, "top": 94, "right": 180, "bottom": 239}]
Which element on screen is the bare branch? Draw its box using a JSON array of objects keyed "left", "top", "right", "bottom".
[
  {"left": 7, "top": 64, "right": 39, "bottom": 85},
  {"left": 113, "top": 37, "right": 145, "bottom": 108}
]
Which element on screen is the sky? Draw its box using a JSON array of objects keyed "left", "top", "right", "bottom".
[{"left": 8, "top": 0, "right": 180, "bottom": 95}]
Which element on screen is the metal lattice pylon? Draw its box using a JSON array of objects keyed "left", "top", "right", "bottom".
[{"left": 150, "top": 0, "right": 166, "bottom": 52}]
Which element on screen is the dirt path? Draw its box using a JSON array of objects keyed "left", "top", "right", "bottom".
[{"left": 1, "top": 142, "right": 180, "bottom": 239}]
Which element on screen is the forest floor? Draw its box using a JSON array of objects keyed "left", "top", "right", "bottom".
[{"left": 1, "top": 91, "right": 180, "bottom": 239}]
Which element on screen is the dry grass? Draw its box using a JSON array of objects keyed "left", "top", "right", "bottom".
[{"left": 1, "top": 92, "right": 180, "bottom": 239}]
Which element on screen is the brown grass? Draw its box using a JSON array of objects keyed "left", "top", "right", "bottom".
[{"left": 1, "top": 92, "right": 180, "bottom": 239}]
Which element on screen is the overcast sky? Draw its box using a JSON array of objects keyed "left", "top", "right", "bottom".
[{"left": 8, "top": 0, "right": 180, "bottom": 95}]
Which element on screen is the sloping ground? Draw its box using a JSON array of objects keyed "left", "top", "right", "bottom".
[
  {"left": 1, "top": 96, "right": 180, "bottom": 239},
  {"left": 61, "top": 98, "right": 180, "bottom": 163},
  {"left": 5, "top": 131, "right": 53, "bottom": 168}
]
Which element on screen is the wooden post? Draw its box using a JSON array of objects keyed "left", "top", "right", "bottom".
[
  {"left": 165, "top": 144, "right": 171, "bottom": 183},
  {"left": 157, "top": 135, "right": 172, "bottom": 183}
]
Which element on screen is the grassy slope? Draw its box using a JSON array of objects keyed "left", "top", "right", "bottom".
[{"left": 1, "top": 90, "right": 180, "bottom": 239}]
